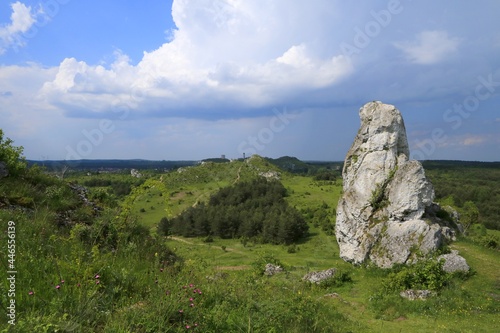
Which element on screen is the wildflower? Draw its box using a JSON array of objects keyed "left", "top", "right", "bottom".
[
  {"left": 198, "top": 291, "right": 202, "bottom": 295},
  {"left": 96, "top": 280, "right": 100, "bottom": 285},
  {"left": 61, "top": 280, "right": 65, "bottom": 284},
  {"left": 179, "top": 309, "right": 184, "bottom": 314},
  {"left": 190, "top": 303, "right": 195, "bottom": 307},
  {"left": 28, "top": 291, "right": 34, "bottom": 296},
  {"left": 189, "top": 283, "right": 194, "bottom": 288},
  {"left": 77, "top": 283, "right": 81, "bottom": 287},
  {"left": 95, "top": 274, "right": 100, "bottom": 279},
  {"left": 55, "top": 285, "right": 61, "bottom": 289},
  {"left": 186, "top": 325, "right": 191, "bottom": 329},
  {"left": 194, "top": 323, "right": 198, "bottom": 327},
  {"left": 160, "top": 268, "right": 164, "bottom": 272}
]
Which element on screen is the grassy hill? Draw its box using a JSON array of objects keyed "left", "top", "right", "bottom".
[{"left": 1, "top": 132, "right": 499, "bottom": 332}]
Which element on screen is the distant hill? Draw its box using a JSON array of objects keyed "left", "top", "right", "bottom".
[
  {"left": 421, "top": 160, "right": 500, "bottom": 169},
  {"left": 27, "top": 155, "right": 344, "bottom": 174},
  {"left": 265, "top": 156, "right": 343, "bottom": 174},
  {"left": 27, "top": 159, "right": 198, "bottom": 171}
]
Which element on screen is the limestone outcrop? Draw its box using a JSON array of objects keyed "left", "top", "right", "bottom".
[
  {"left": 437, "top": 250, "right": 470, "bottom": 273},
  {"left": 335, "top": 101, "right": 457, "bottom": 268}
]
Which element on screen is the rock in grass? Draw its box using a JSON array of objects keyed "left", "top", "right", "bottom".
[
  {"left": 335, "top": 101, "right": 456, "bottom": 268},
  {"left": 264, "top": 263, "right": 283, "bottom": 276},
  {"left": 400, "top": 289, "right": 433, "bottom": 300},
  {"left": 302, "top": 268, "right": 337, "bottom": 284},
  {"left": 437, "top": 250, "right": 470, "bottom": 273}
]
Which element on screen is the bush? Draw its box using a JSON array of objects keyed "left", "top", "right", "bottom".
[
  {"left": 0, "top": 129, "right": 27, "bottom": 176},
  {"left": 315, "top": 270, "right": 353, "bottom": 289},
  {"left": 157, "top": 217, "right": 172, "bottom": 236},
  {"left": 382, "top": 259, "right": 450, "bottom": 292}
]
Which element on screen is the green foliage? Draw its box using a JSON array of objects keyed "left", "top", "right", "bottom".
[
  {"left": 424, "top": 161, "right": 500, "bottom": 230},
  {"left": 382, "top": 259, "right": 451, "bottom": 292},
  {"left": 251, "top": 252, "right": 285, "bottom": 275},
  {"left": 460, "top": 200, "right": 480, "bottom": 234},
  {"left": 313, "top": 170, "right": 337, "bottom": 181},
  {"left": 301, "top": 202, "right": 336, "bottom": 235},
  {"left": 370, "top": 182, "right": 389, "bottom": 211},
  {"left": 2, "top": 155, "right": 499, "bottom": 332},
  {"left": 157, "top": 216, "right": 173, "bottom": 236},
  {"left": 369, "top": 167, "right": 396, "bottom": 212},
  {"left": 313, "top": 270, "right": 353, "bottom": 289},
  {"left": 0, "top": 129, "right": 27, "bottom": 176},
  {"left": 467, "top": 225, "right": 500, "bottom": 250},
  {"left": 83, "top": 177, "right": 136, "bottom": 197},
  {"left": 168, "top": 178, "right": 309, "bottom": 244}
]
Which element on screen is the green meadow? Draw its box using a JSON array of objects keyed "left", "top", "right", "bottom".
[{"left": 1, "top": 142, "right": 499, "bottom": 332}]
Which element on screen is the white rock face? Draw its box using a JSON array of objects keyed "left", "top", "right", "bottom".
[
  {"left": 336, "top": 101, "right": 447, "bottom": 268},
  {"left": 437, "top": 250, "right": 470, "bottom": 273}
]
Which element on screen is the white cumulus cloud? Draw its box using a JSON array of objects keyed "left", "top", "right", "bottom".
[
  {"left": 0, "top": 1, "right": 42, "bottom": 54},
  {"left": 38, "top": 0, "right": 353, "bottom": 118},
  {"left": 394, "top": 30, "right": 461, "bottom": 65}
]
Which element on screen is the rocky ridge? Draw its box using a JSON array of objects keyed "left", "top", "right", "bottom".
[{"left": 335, "top": 101, "right": 460, "bottom": 268}]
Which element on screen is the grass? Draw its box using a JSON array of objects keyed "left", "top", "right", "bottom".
[
  {"left": 2, "top": 160, "right": 499, "bottom": 332},
  {"left": 161, "top": 233, "right": 500, "bottom": 333}
]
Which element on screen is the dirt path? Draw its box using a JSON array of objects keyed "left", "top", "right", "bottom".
[
  {"left": 168, "top": 236, "right": 245, "bottom": 254},
  {"left": 233, "top": 164, "right": 243, "bottom": 184}
]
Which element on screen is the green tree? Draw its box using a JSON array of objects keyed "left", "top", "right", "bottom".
[
  {"left": 0, "top": 129, "right": 26, "bottom": 176},
  {"left": 461, "top": 201, "right": 480, "bottom": 234}
]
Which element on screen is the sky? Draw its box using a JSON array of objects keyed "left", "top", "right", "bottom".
[{"left": 0, "top": 0, "right": 499, "bottom": 162}]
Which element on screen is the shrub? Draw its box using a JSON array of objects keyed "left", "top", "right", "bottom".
[
  {"left": 0, "top": 129, "right": 27, "bottom": 176},
  {"left": 382, "top": 259, "right": 450, "bottom": 292},
  {"left": 315, "top": 270, "right": 353, "bottom": 289},
  {"left": 157, "top": 216, "right": 172, "bottom": 236}
]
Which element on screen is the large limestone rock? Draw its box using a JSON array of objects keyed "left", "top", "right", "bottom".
[{"left": 336, "top": 101, "right": 450, "bottom": 268}]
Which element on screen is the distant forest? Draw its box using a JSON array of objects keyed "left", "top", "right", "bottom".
[
  {"left": 28, "top": 158, "right": 499, "bottom": 230},
  {"left": 422, "top": 161, "right": 500, "bottom": 230},
  {"left": 159, "top": 178, "right": 309, "bottom": 244}
]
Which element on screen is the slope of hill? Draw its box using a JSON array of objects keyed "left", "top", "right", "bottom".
[{"left": 1, "top": 129, "right": 499, "bottom": 332}]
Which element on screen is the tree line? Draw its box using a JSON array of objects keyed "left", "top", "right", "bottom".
[
  {"left": 423, "top": 162, "right": 500, "bottom": 230},
  {"left": 158, "top": 178, "right": 309, "bottom": 244}
]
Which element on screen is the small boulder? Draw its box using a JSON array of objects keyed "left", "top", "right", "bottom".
[
  {"left": 400, "top": 289, "right": 433, "bottom": 300},
  {"left": 302, "top": 268, "right": 337, "bottom": 284},
  {"left": 437, "top": 250, "right": 469, "bottom": 273},
  {"left": 264, "top": 263, "right": 283, "bottom": 276}
]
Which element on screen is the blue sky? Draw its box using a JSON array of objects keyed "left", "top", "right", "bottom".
[{"left": 1, "top": 0, "right": 499, "bottom": 161}]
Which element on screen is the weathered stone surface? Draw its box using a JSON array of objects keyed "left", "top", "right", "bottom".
[
  {"left": 131, "top": 169, "right": 142, "bottom": 178},
  {"left": 335, "top": 101, "right": 452, "bottom": 268},
  {"left": 400, "top": 289, "right": 433, "bottom": 300},
  {"left": 0, "top": 161, "right": 8, "bottom": 178},
  {"left": 302, "top": 268, "right": 337, "bottom": 284},
  {"left": 437, "top": 250, "right": 470, "bottom": 273},
  {"left": 264, "top": 263, "right": 283, "bottom": 276}
]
